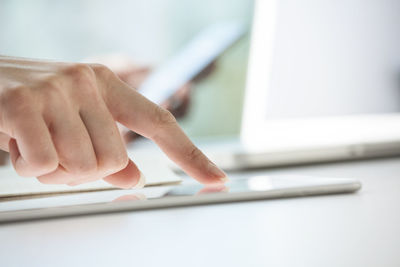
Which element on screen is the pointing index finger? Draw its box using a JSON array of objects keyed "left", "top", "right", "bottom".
[{"left": 100, "top": 69, "right": 227, "bottom": 184}]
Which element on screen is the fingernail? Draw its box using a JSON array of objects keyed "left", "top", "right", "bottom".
[
  {"left": 132, "top": 171, "right": 146, "bottom": 189},
  {"left": 219, "top": 176, "right": 230, "bottom": 183},
  {"left": 208, "top": 161, "right": 228, "bottom": 182}
]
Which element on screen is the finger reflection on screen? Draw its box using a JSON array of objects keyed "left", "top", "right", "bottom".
[
  {"left": 112, "top": 193, "right": 146, "bottom": 202},
  {"left": 197, "top": 184, "right": 229, "bottom": 195},
  {"left": 112, "top": 183, "right": 228, "bottom": 203}
]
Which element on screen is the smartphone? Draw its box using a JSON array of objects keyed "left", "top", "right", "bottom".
[
  {"left": 139, "top": 21, "right": 247, "bottom": 104},
  {"left": 0, "top": 175, "right": 361, "bottom": 223}
]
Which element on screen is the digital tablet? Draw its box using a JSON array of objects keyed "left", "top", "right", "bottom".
[{"left": 0, "top": 175, "right": 361, "bottom": 223}]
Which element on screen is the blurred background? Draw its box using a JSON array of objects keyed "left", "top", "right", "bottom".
[{"left": 0, "top": 0, "right": 254, "bottom": 138}]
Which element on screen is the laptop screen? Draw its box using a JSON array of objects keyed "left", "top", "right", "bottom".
[{"left": 260, "top": 0, "right": 400, "bottom": 119}]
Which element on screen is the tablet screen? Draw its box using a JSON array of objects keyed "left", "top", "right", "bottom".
[{"left": 0, "top": 175, "right": 361, "bottom": 222}]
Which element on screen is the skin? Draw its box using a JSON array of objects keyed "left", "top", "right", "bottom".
[
  {"left": 93, "top": 55, "right": 193, "bottom": 143},
  {"left": 0, "top": 55, "right": 227, "bottom": 188}
]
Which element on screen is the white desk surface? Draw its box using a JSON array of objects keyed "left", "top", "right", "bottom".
[{"left": 1, "top": 157, "right": 399, "bottom": 267}]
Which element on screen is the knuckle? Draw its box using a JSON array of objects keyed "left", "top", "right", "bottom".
[
  {"left": 186, "top": 146, "right": 204, "bottom": 162},
  {"left": 62, "top": 63, "right": 99, "bottom": 98},
  {"left": 63, "top": 63, "right": 94, "bottom": 80},
  {"left": 89, "top": 63, "right": 113, "bottom": 78},
  {"left": 62, "top": 63, "right": 96, "bottom": 88},
  {"left": 153, "top": 106, "right": 177, "bottom": 128},
  {"left": 0, "top": 86, "right": 34, "bottom": 119},
  {"left": 88, "top": 63, "right": 117, "bottom": 100},
  {"left": 0, "top": 85, "right": 31, "bottom": 105}
]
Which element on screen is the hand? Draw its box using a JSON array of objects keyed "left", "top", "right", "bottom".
[
  {"left": 0, "top": 56, "right": 227, "bottom": 188},
  {"left": 85, "top": 54, "right": 192, "bottom": 119},
  {"left": 85, "top": 54, "right": 193, "bottom": 144}
]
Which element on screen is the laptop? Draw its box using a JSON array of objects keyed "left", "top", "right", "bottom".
[{"left": 202, "top": 0, "right": 400, "bottom": 170}]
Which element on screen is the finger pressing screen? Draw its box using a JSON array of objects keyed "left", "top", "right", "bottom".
[{"left": 102, "top": 75, "right": 227, "bottom": 184}]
